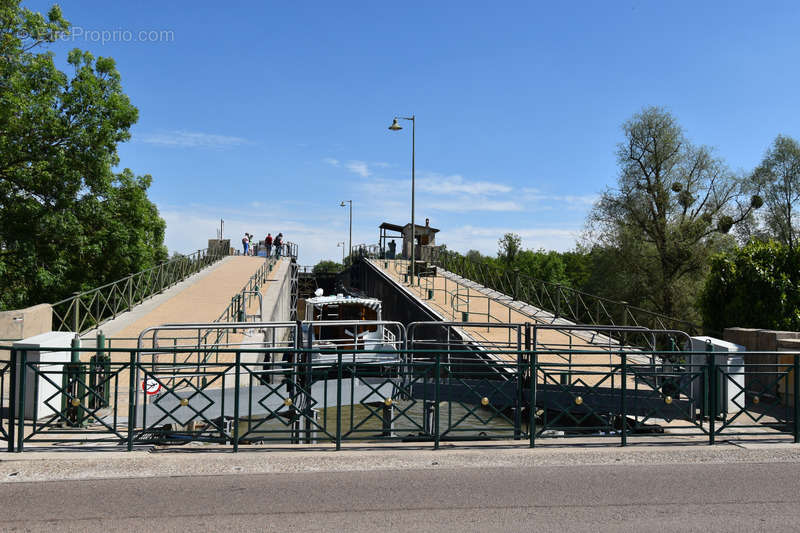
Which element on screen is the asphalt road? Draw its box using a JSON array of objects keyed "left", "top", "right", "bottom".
[{"left": 2, "top": 461, "right": 800, "bottom": 532}]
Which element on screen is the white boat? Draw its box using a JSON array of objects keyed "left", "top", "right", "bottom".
[{"left": 303, "top": 293, "right": 400, "bottom": 363}]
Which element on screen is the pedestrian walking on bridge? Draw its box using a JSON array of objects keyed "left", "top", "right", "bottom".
[{"left": 265, "top": 233, "right": 273, "bottom": 257}]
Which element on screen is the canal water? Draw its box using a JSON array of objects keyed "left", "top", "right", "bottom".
[{"left": 238, "top": 399, "right": 529, "bottom": 443}]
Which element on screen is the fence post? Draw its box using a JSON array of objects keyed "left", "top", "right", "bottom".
[
  {"left": 621, "top": 353, "right": 627, "bottom": 447},
  {"left": 8, "top": 349, "right": 16, "bottom": 452},
  {"left": 336, "top": 352, "right": 342, "bottom": 451},
  {"left": 127, "top": 350, "right": 136, "bottom": 451},
  {"left": 794, "top": 355, "right": 799, "bottom": 444},
  {"left": 515, "top": 327, "right": 522, "bottom": 440},
  {"left": 73, "top": 292, "right": 80, "bottom": 333},
  {"left": 530, "top": 346, "right": 537, "bottom": 449},
  {"left": 128, "top": 277, "right": 133, "bottom": 311},
  {"left": 16, "top": 350, "right": 26, "bottom": 452},
  {"left": 233, "top": 351, "right": 240, "bottom": 452},
  {"left": 708, "top": 349, "right": 716, "bottom": 445},
  {"left": 434, "top": 355, "right": 441, "bottom": 450}
]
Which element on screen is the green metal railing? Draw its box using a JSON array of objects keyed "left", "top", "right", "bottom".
[
  {"left": 51, "top": 248, "right": 226, "bottom": 334},
  {"left": 0, "top": 359, "right": 9, "bottom": 443},
  {"left": 4, "top": 344, "right": 799, "bottom": 452},
  {"left": 197, "top": 253, "right": 288, "bottom": 363},
  {"left": 430, "top": 251, "right": 700, "bottom": 339}
]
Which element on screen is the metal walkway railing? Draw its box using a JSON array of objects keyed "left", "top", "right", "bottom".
[
  {"left": 432, "top": 251, "right": 701, "bottom": 337},
  {"left": 51, "top": 248, "right": 226, "bottom": 334},
  {"left": 2, "top": 321, "right": 798, "bottom": 452},
  {"left": 371, "top": 256, "right": 700, "bottom": 350}
]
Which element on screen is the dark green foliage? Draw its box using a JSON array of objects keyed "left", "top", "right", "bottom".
[
  {"left": 514, "top": 249, "right": 568, "bottom": 285},
  {"left": 752, "top": 135, "right": 800, "bottom": 249},
  {"left": 450, "top": 246, "right": 577, "bottom": 288},
  {"left": 497, "top": 233, "right": 521, "bottom": 266},
  {"left": 465, "top": 249, "right": 483, "bottom": 262},
  {"left": 313, "top": 260, "right": 343, "bottom": 274},
  {"left": 700, "top": 240, "right": 800, "bottom": 332},
  {"left": 0, "top": 1, "right": 166, "bottom": 310}
]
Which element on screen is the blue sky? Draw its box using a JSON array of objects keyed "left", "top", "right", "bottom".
[{"left": 26, "top": 1, "right": 800, "bottom": 264}]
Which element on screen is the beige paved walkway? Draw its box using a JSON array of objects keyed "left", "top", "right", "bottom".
[
  {"left": 372, "top": 260, "right": 606, "bottom": 353},
  {"left": 371, "top": 259, "right": 641, "bottom": 389},
  {"left": 92, "top": 256, "right": 287, "bottom": 360}
]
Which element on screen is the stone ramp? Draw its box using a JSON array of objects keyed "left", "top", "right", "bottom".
[
  {"left": 82, "top": 256, "right": 289, "bottom": 358},
  {"left": 368, "top": 259, "right": 648, "bottom": 390},
  {"left": 369, "top": 259, "right": 615, "bottom": 356}
]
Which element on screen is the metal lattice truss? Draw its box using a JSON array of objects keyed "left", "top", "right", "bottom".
[{"left": 432, "top": 250, "right": 700, "bottom": 340}]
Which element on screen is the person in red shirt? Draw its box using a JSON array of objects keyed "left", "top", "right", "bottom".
[{"left": 264, "top": 233, "right": 273, "bottom": 257}]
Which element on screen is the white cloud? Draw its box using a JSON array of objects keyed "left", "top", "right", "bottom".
[
  {"left": 420, "top": 173, "right": 512, "bottom": 195},
  {"left": 362, "top": 173, "right": 520, "bottom": 213},
  {"left": 444, "top": 225, "right": 581, "bottom": 255},
  {"left": 425, "top": 199, "right": 523, "bottom": 212},
  {"left": 522, "top": 188, "right": 599, "bottom": 209},
  {"left": 159, "top": 203, "right": 356, "bottom": 266},
  {"left": 323, "top": 157, "right": 340, "bottom": 167},
  {"left": 139, "top": 130, "right": 250, "bottom": 148},
  {"left": 345, "top": 160, "right": 371, "bottom": 178}
]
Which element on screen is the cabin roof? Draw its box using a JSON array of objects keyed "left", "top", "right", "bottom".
[
  {"left": 305, "top": 295, "right": 382, "bottom": 310},
  {"left": 379, "top": 222, "right": 404, "bottom": 232},
  {"left": 403, "top": 223, "right": 439, "bottom": 233}
]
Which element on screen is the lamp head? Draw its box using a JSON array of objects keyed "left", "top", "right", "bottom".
[
  {"left": 388, "top": 118, "right": 403, "bottom": 131},
  {"left": 340, "top": 201, "right": 346, "bottom": 207}
]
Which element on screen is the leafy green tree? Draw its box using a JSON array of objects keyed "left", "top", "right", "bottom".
[
  {"left": 752, "top": 135, "right": 800, "bottom": 250},
  {"left": 0, "top": 1, "right": 165, "bottom": 310},
  {"left": 561, "top": 247, "right": 593, "bottom": 289},
  {"left": 514, "top": 249, "right": 568, "bottom": 285},
  {"left": 465, "top": 249, "right": 483, "bottom": 262},
  {"left": 700, "top": 240, "right": 800, "bottom": 332},
  {"left": 71, "top": 170, "right": 167, "bottom": 289},
  {"left": 588, "top": 106, "right": 759, "bottom": 319},
  {"left": 312, "top": 260, "right": 343, "bottom": 274},
  {"left": 497, "top": 232, "right": 521, "bottom": 266}
]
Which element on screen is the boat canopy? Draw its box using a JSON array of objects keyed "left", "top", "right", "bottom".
[{"left": 305, "top": 294, "right": 382, "bottom": 312}]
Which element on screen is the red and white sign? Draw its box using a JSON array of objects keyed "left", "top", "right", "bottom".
[{"left": 142, "top": 378, "right": 162, "bottom": 396}]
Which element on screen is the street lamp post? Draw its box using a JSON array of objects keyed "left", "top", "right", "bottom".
[
  {"left": 337, "top": 241, "right": 345, "bottom": 264},
  {"left": 388, "top": 115, "right": 415, "bottom": 281},
  {"left": 340, "top": 200, "right": 352, "bottom": 262}
]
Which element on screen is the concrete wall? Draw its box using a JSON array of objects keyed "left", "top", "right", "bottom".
[
  {"left": 0, "top": 304, "right": 52, "bottom": 340},
  {"left": 260, "top": 259, "right": 294, "bottom": 346},
  {"left": 724, "top": 328, "right": 800, "bottom": 352},
  {"left": 724, "top": 327, "right": 800, "bottom": 404},
  {"left": 351, "top": 259, "right": 442, "bottom": 328},
  {"left": 262, "top": 259, "right": 292, "bottom": 323}
]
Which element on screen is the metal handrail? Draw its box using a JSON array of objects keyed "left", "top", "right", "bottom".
[
  {"left": 51, "top": 248, "right": 226, "bottom": 334},
  {"left": 193, "top": 242, "right": 299, "bottom": 363},
  {"left": 372, "top": 258, "right": 692, "bottom": 356},
  {"left": 431, "top": 250, "right": 700, "bottom": 338},
  {"left": 5, "top": 343, "right": 800, "bottom": 452},
  {"left": 197, "top": 256, "right": 281, "bottom": 363}
]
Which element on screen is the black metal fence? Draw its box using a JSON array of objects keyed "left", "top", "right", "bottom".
[{"left": 3, "top": 344, "right": 798, "bottom": 452}]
